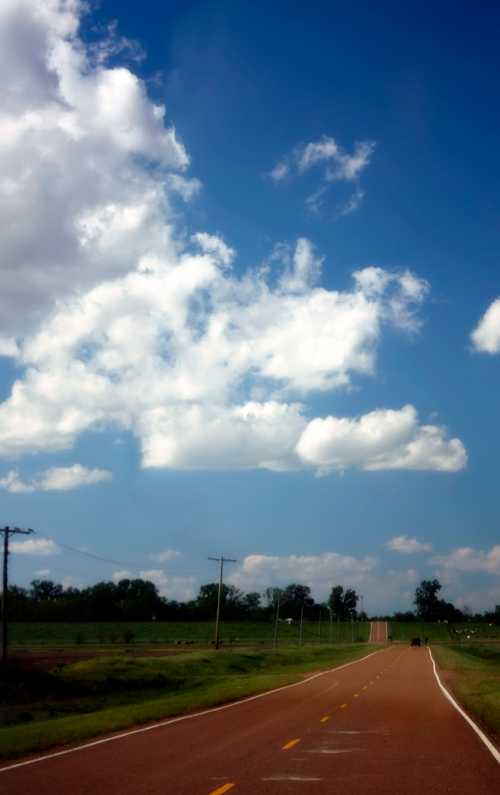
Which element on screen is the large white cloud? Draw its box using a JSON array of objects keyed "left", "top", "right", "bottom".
[
  {"left": 470, "top": 298, "right": 500, "bottom": 353},
  {"left": 0, "top": 463, "right": 112, "bottom": 492},
  {"left": 0, "top": 233, "right": 463, "bottom": 472},
  {"left": 296, "top": 405, "right": 466, "bottom": 474},
  {"left": 0, "top": 0, "right": 194, "bottom": 333},
  {"left": 0, "top": 2, "right": 466, "bottom": 477}
]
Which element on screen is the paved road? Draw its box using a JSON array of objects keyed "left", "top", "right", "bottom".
[
  {"left": 369, "top": 621, "right": 387, "bottom": 643},
  {"left": 1, "top": 645, "right": 498, "bottom": 794}
]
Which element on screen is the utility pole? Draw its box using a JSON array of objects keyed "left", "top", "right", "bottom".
[
  {"left": 318, "top": 605, "right": 322, "bottom": 643},
  {"left": 329, "top": 607, "right": 333, "bottom": 644},
  {"left": 1, "top": 526, "right": 34, "bottom": 665},
  {"left": 299, "top": 603, "right": 304, "bottom": 646},
  {"left": 208, "top": 555, "right": 236, "bottom": 650},
  {"left": 273, "top": 589, "right": 281, "bottom": 650}
]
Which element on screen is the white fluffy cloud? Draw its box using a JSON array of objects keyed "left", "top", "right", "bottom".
[
  {"left": 269, "top": 135, "right": 375, "bottom": 215},
  {"left": 0, "top": 464, "right": 112, "bottom": 492},
  {"left": 0, "top": 0, "right": 192, "bottom": 333},
  {"left": 386, "top": 535, "right": 433, "bottom": 554},
  {"left": 471, "top": 298, "right": 500, "bottom": 353},
  {"left": 0, "top": 236, "right": 463, "bottom": 472},
  {"left": 296, "top": 405, "right": 466, "bottom": 474},
  {"left": 228, "top": 552, "right": 420, "bottom": 612},
  {"left": 432, "top": 545, "right": 500, "bottom": 576},
  {"left": 10, "top": 537, "right": 60, "bottom": 556},
  {"left": 0, "top": 2, "right": 466, "bottom": 478}
]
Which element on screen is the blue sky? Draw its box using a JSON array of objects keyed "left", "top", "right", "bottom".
[{"left": 1, "top": 0, "right": 500, "bottom": 612}]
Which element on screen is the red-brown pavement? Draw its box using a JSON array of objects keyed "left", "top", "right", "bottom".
[
  {"left": 1, "top": 643, "right": 499, "bottom": 794},
  {"left": 369, "top": 621, "right": 388, "bottom": 643}
]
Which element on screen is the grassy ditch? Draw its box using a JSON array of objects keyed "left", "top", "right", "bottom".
[
  {"left": 0, "top": 643, "right": 377, "bottom": 761},
  {"left": 432, "top": 643, "right": 500, "bottom": 741}
]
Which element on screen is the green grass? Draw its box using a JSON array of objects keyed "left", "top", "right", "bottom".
[
  {"left": 0, "top": 643, "right": 377, "bottom": 761},
  {"left": 432, "top": 643, "right": 500, "bottom": 740},
  {"left": 389, "top": 621, "right": 500, "bottom": 642},
  {"left": 10, "top": 620, "right": 370, "bottom": 647}
]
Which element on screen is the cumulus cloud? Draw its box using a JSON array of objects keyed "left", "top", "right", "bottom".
[
  {"left": 470, "top": 298, "right": 500, "bottom": 353},
  {"left": 0, "top": 464, "right": 112, "bottom": 492},
  {"left": 296, "top": 405, "right": 466, "bottom": 474},
  {"left": 386, "top": 535, "right": 433, "bottom": 554},
  {"left": 0, "top": 2, "right": 465, "bottom": 478},
  {"left": 228, "top": 552, "right": 420, "bottom": 612},
  {"left": 269, "top": 135, "right": 375, "bottom": 215},
  {"left": 432, "top": 545, "right": 500, "bottom": 575},
  {"left": 0, "top": 0, "right": 192, "bottom": 334},
  {"left": 0, "top": 237, "right": 458, "bottom": 473},
  {"left": 10, "top": 537, "right": 59, "bottom": 556}
]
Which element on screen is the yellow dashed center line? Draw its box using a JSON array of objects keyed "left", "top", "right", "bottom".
[
  {"left": 282, "top": 738, "right": 301, "bottom": 750},
  {"left": 208, "top": 784, "right": 235, "bottom": 795},
  {"left": 353, "top": 693, "right": 359, "bottom": 698},
  {"left": 340, "top": 703, "right": 348, "bottom": 709},
  {"left": 362, "top": 685, "right": 368, "bottom": 690},
  {"left": 320, "top": 715, "right": 330, "bottom": 723}
]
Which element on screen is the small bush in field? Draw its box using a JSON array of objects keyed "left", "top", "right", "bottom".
[{"left": 123, "top": 629, "right": 135, "bottom": 644}]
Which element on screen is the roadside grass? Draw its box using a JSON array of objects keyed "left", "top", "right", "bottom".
[
  {"left": 0, "top": 643, "right": 377, "bottom": 761},
  {"left": 10, "top": 620, "right": 370, "bottom": 647},
  {"left": 389, "top": 622, "right": 500, "bottom": 643},
  {"left": 432, "top": 643, "right": 500, "bottom": 741}
]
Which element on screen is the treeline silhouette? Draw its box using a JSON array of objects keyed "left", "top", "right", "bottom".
[
  {"left": 7, "top": 577, "right": 499, "bottom": 624},
  {"left": 7, "top": 579, "right": 357, "bottom": 623}
]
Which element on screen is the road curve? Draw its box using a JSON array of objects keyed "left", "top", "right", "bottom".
[{"left": 1, "top": 645, "right": 498, "bottom": 794}]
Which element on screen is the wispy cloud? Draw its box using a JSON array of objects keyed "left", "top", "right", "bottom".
[
  {"left": 0, "top": 464, "right": 113, "bottom": 493},
  {"left": 386, "top": 535, "right": 433, "bottom": 554},
  {"left": 432, "top": 545, "right": 500, "bottom": 575},
  {"left": 150, "top": 549, "right": 181, "bottom": 563},
  {"left": 269, "top": 135, "right": 375, "bottom": 216}
]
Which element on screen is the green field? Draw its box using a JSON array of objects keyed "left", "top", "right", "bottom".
[
  {"left": 389, "top": 621, "right": 500, "bottom": 642},
  {"left": 432, "top": 643, "right": 500, "bottom": 741},
  {"left": 0, "top": 642, "right": 376, "bottom": 760},
  {"left": 10, "top": 620, "right": 370, "bottom": 647}
]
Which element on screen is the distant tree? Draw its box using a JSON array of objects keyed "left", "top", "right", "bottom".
[
  {"left": 394, "top": 611, "right": 416, "bottom": 622},
  {"left": 281, "top": 584, "right": 314, "bottom": 618},
  {"left": 243, "top": 592, "right": 262, "bottom": 615},
  {"left": 30, "top": 580, "right": 64, "bottom": 601},
  {"left": 414, "top": 579, "right": 442, "bottom": 621},
  {"left": 263, "top": 587, "right": 284, "bottom": 607},
  {"left": 328, "top": 585, "right": 359, "bottom": 620}
]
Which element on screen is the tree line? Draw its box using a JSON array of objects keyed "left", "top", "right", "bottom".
[
  {"left": 5, "top": 579, "right": 363, "bottom": 623},
  {"left": 4, "top": 576, "right": 499, "bottom": 624}
]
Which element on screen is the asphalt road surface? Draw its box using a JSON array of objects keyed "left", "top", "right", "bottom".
[
  {"left": 1, "top": 642, "right": 499, "bottom": 794},
  {"left": 369, "top": 621, "right": 388, "bottom": 643}
]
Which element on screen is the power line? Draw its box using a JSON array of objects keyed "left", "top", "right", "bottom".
[{"left": 50, "top": 539, "right": 138, "bottom": 569}]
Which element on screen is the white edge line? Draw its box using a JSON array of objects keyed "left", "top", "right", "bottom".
[
  {"left": 0, "top": 648, "right": 385, "bottom": 774},
  {"left": 428, "top": 647, "right": 500, "bottom": 765}
]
